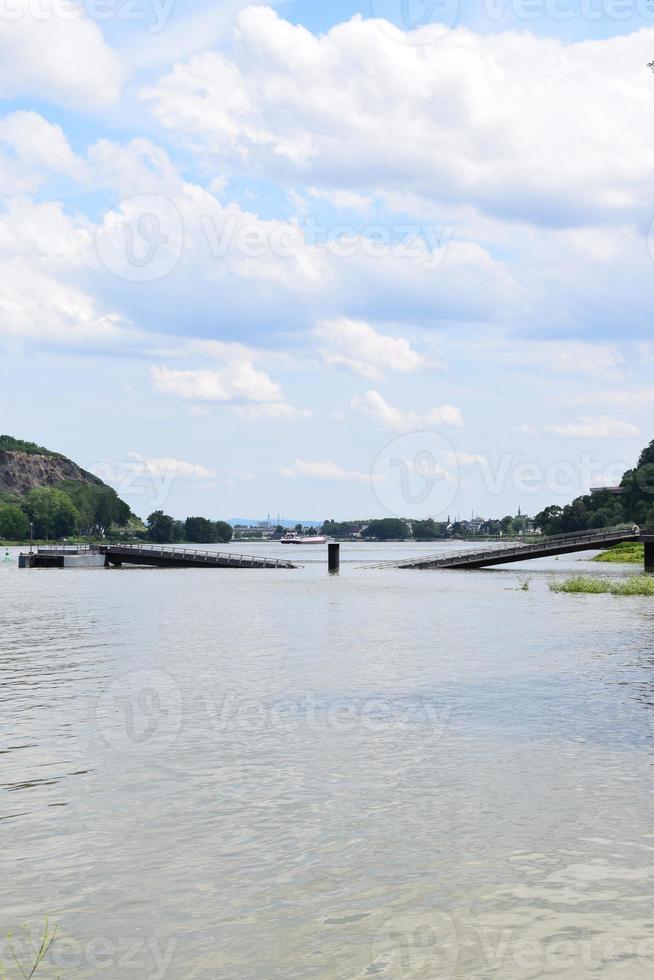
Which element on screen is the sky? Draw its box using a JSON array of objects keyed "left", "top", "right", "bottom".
[{"left": 1, "top": 0, "right": 653, "bottom": 523}]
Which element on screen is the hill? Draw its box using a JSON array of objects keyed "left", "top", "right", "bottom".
[{"left": 0, "top": 435, "right": 139, "bottom": 540}]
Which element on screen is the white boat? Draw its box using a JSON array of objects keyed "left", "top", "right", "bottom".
[{"left": 281, "top": 533, "right": 328, "bottom": 544}]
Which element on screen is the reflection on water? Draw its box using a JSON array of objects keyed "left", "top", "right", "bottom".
[{"left": 1, "top": 543, "right": 653, "bottom": 978}]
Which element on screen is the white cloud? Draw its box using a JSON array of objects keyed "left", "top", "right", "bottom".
[
  {"left": 314, "top": 318, "right": 425, "bottom": 379},
  {"left": 150, "top": 363, "right": 311, "bottom": 419},
  {"left": 502, "top": 340, "right": 623, "bottom": 379},
  {"left": 545, "top": 415, "right": 640, "bottom": 439},
  {"left": 0, "top": 1, "right": 124, "bottom": 108},
  {"left": 150, "top": 362, "right": 283, "bottom": 403},
  {"left": 308, "top": 187, "right": 373, "bottom": 213},
  {"left": 142, "top": 9, "right": 654, "bottom": 225},
  {"left": 0, "top": 259, "right": 127, "bottom": 345},
  {"left": 236, "top": 402, "right": 313, "bottom": 420},
  {"left": 279, "top": 460, "right": 373, "bottom": 483},
  {"left": 127, "top": 453, "right": 214, "bottom": 480},
  {"left": 353, "top": 389, "right": 463, "bottom": 432},
  {"left": 0, "top": 112, "right": 86, "bottom": 191}
]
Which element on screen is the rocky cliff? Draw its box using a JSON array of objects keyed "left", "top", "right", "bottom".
[{"left": 0, "top": 444, "right": 102, "bottom": 497}]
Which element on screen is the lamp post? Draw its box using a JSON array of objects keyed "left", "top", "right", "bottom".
[{"left": 29, "top": 522, "right": 33, "bottom": 555}]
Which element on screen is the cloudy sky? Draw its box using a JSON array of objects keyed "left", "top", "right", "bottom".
[{"left": 1, "top": 0, "right": 653, "bottom": 522}]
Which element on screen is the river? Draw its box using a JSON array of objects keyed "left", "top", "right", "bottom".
[{"left": 1, "top": 542, "right": 653, "bottom": 978}]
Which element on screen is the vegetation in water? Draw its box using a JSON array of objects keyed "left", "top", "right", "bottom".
[
  {"left": 593, "top": 541, "right": 644, "bottom": 563},
  {"left": 518, "top": 576, "right": 531, "bottom": 591},
  {"left": 0, "top": 921, "right": 59, "bottom": 979},
  {"left": 550, "top": 575, "right": 654, "bottom": 596}
]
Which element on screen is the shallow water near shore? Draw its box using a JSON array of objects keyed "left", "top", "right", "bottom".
[{"left": 1, "top": 541, "right": 653, "bottom": 978}]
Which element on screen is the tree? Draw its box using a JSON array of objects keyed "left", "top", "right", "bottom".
[
  {"left": 147, "top": 511, "right": 176, "bottom": 543},
  {"left": 61, "top": 481, "right": 131, "bottom": 535},
  {"left": 214, "top": 521, "right": 233, "bottom": 543},
  {"left": 637, "top": 439, "right": 654, "bottom": 469},
  {"left": 534, "top": 506, "right": 563, "bottom": 535},
  {"left": 0, "top": 504, "right": 29, "bottom": 540},
  {"left": 185, "top": 517, "right": 217, "bottom": 543},
  {"left": 322, "top": 520, "right": 361, "bottom": 538},
  {"left": 362, "top": 519, "right": 409, "bottom": 541},
  {"left": 23, "top": 488, "right": 80, "bottom": 538},
  {"left": 412, "top": 519, "right": 447, "bottom": 541}
]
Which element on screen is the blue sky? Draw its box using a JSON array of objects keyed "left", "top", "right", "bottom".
[{"left": 1, "top": 0, "right": 653, "bottom": 522}]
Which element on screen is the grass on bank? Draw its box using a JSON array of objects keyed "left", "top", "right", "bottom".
[
  {"left": 593, "top": 541, "right": 644, "bottom": 563},
  {"left": 550, "top": 574, "right": 654, "bottom": 596}
]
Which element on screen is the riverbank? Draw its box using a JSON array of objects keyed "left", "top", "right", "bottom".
[{"left": 593, "top": 541, "right": 643, "bottom": 563}]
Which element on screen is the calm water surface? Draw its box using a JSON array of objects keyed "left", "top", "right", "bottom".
[{"left": 1, "top": 542, "right": 654, "bottom": 978}]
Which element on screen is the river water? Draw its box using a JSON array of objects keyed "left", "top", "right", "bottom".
[{"left": 1, "top": 542, "right": 653, "bottom": 979}]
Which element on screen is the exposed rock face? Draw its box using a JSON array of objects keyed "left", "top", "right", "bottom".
[{"left": 0, "top": 450, "right": 101, "bottom": 496}]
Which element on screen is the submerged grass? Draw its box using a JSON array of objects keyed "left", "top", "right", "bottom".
[
  {"left": 593, "top": 541, "right": 644, "bottom": 563},
  {"left": 0, "top": 920, "right": 58, "bottom": 979},
  {"left": 550, "top": 574, "right": 654, "bottom": 596}
]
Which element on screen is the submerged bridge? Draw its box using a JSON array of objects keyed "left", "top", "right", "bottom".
[
  {"left": 368, "top": 525, "right": 650, "bottom": 571},
  {"left": 100, "top": 544, "right": 297, "bottom": 569},
  {"left": 21, "top": 544, "right": 296, "bottom": 570}
]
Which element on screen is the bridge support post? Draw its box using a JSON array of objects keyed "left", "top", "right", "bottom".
[
  {"left": 645, "top": 541, "right": 654, "bottom": 574},
  {"left": 328, "top": 543, "right": 340, "bottom": 574}
]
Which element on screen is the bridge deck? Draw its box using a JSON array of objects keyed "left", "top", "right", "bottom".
[
  {"left": 100, "top": 544, "right": 297, "bottom": 570},
  {"left": 368, "top": 526, "right": 640, "bottom": 570}
]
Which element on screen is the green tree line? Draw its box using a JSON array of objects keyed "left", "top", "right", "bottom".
[
  {"left": 146, "top": 512, "right": 233, "bottom": 544},
  {"left": 0, "top": 484, "right": 132, "bottom": 540},
  {"left": 535, "top": 438, "right": 654, "bottom": 535},
  {"left": 322, "top": 516, "right": 533, "bottom": 541}
]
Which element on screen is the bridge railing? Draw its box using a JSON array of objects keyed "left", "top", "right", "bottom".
[
  {"left": 366, "top": 524, "right": 639, "bottom": 570},
  {"left": 105, "top": 542, "right": 296, "bottom": 568}
]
